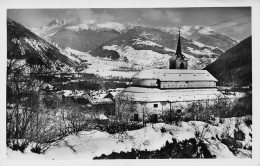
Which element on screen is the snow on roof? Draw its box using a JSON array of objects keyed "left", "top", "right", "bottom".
[
  {"left": 99, "top": 93, "right": 107, "bottom": 99},
  {"left": 62, "top": 90, "right": 73, "bottom": 97},
  {"left": 110, "top": 92, "right": 119, "bottom": 96},
  {"left": 115, "top": 88, "right": 125, "bottom": 91},
  {"left": 122, "top": 87, "right": 224, "bottom": 102},
  {"left": 99, "top": 114, "right": 108, "bottom": 120},
  {"left": 132, "top": 69, "right": 218, "bottom": 82}
]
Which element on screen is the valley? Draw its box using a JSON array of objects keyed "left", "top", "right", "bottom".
[{"left": 6, "top": 8, "right": 253, "bottom": 161}]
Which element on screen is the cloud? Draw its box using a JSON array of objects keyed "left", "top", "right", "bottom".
[
  {"left": 141, "top": 10, "right": 163, "bottom": 21},
  {"left": 165, "top": 11, "right": 181, "bottom": 23},
  {"left": 141, "top": 9, "right": 181, "bottom": 23},
  {"left": 62, "top": 9, "right": 115, "bottom": 24}
]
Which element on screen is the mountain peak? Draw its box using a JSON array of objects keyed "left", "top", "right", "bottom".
[
  {"left": 7, "top": 19, "right": 77, "bottom": 73},
  {"left": 47, "top": 19, "right": 66, "bottom": 27}
]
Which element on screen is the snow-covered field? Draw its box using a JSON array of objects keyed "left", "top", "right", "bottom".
[
  {"left": 6, "top": 116, "right": 252, "bottom": 160},
  {"left": 63, "top": 47, "right": 136, "bottom": 78}
]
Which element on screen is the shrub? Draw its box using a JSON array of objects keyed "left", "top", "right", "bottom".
[
  {"left": 11, "top": 142, "right": 29, "bottom": 153},
  {"left": 94, "top": 138, "right": 215, "bottom": 159},
  {"left": 221, "top": 136, "right": 243, "bottom": 154},
  {"left": 234, "top": 129, "right": 245, "bottom": 141},
  {"left": 160, "top": 127, "right": 167, "bottom": 133},
  {"left": 243, "top": 117, "right": 252, "bottom": 128},
  {"left": 99, "top": 122, "right": 143, "bottom": 134},
  {"left": 163, "top": 109, "right": 183, "bottom": 124}
]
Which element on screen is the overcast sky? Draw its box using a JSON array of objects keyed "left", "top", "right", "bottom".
[{"left": 7, "top": 8, "right": 251, "bottom": 40}]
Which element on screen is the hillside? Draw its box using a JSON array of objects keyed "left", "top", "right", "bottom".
[
  {"left": 7, "top": 18, "right": 78, "bottom": 73},
  {"left": 31, "top": 20, "right": 123, "bottom": 52},
  {"left": 205, "top": 36, "right": 252, "bottom": 86},
  {"left": 90, "top": 26, "right": 224, "bottom": 69},
  {"left": 50, "top": 28, "right": 120, "bottom": 52}
]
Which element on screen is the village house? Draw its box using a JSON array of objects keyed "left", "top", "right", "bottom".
[{"left": 116, "top": 30, "right": 226, "bottom": 121}]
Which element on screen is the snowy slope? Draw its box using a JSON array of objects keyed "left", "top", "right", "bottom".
[
  {"left": 100, "top": 41, "right": 216, "bottom": 69},
  {"left": 7, "top": 18, "right": 77, "bottom": 73},
  {"left": 159, "top": 25, "right": 238, "bottom": 51},
  {"left": 62, "top": 47, "right": 137, "bottom": 78},
  {"left": 102, "top": 45, "right": 171, "bottom": 69},
  {"left": 63, "top": 39, "right": 215, "bottom": 76},
  {"left": 89, "top": 26, "right": 224, "bottom": 69},
  {"left": 6, "top": 116, "right": 252, "bottom": 159}
]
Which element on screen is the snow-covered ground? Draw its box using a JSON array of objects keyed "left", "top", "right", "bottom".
[
  {"left": 62, "top": 47, "right": 136, "bottom": 78},
  {"left": 6, "top": 116, "right": 252, "bottom": 160},
  {"left": 133, "top": 38, "right": 162, "bottom": 47}
]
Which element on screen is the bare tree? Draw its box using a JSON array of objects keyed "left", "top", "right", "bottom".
[
  {"left": 114, "top": 93, "right": 136, "bottom": 124},
  {"left": 6, "top": 33, "right": 58, "bottom": 152},
  {"left": 55, "top": 99, "right": 95, "bottom": 134}
]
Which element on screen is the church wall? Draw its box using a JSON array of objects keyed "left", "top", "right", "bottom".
[
  {"left": 175, "top": 60, "right": 188, "bottom": 69},
  {"left": 169, "top": 59, "right": 176, "bottom": 69},
  {"left": 129, "top": 99, "right": 217, "bottom": 120},
  {"left": 132, "top": 78, "right": 158, "bottom": 87},
  {"left": 132, "top": 78, "right": 216, "bottom": 88},
  {"left": 160, "top": 81, "right": 216, "bottom": 89}
]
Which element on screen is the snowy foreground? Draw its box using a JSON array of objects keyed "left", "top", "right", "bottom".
[{"left": 6, "top": 117, "right": 252, "bottom": 160}]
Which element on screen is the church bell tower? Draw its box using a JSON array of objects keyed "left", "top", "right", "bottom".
[{"left": 169, "top": 28, "right": 188, "bottom": 69}]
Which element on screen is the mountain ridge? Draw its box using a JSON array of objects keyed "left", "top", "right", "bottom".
[
  {"left": 7, "top": 18, "right": 78, "bottom": 73},
  {"left": 31, "top": 19, "right": 238, "bottom": 52},
  {"left": 204, "top": 36, "right": 252, "bottom": 86}
]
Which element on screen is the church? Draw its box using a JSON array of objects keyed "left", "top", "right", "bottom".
[{"left": 116, "top": 30, "right": 225, "bottom": 121}]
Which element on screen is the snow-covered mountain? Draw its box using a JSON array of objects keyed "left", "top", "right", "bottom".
[
  {"left": 30, "top": 19, "right": 123, "bottom": 52},
  {"left": 158, "top": 25, "right": 238, "bottom": 51},
  {"left": 31, "top": 19, "right": 237, "bottom": 52},
  {"left": 30, "top": 19, "right": 66, "bottom": 39},
  {"left": 90, "top": 26, "right": 224, "bottom": 69},
  {"left": 28, "top": 19, "right": 239, "bottom": 71},
  {"left": 66, "top": 20, "right": 126, "bottom": 33},
  {"left": 7, "top": 18, "right": 79, "bottom": 73}
]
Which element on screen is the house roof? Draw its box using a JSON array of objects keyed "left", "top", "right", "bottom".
[
  {"left": 122, "top": 87, "right": 224, "bottom": 102},
  {"left": 132, "top": 69, "right": 218, "bottom": 82}
]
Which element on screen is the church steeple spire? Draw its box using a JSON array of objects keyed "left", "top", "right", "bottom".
[
  {"left": 175, "top": 27, "right": 185, "bottom": 60},
  {"left": 169, "top": 27, "right": 188, "bottom": 70}
]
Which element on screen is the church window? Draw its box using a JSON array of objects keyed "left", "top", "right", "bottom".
[
  {"left": 180, "top": 63, "right": 185, "bottom": 69},
  {"left": 153, "top": 104, "right": 158, "bottom": 108},
  {"left": 176, "top": 109, "right": 182, "bottom": 113},
  {"left": 134, "top": 114, "right": 139, "bottom": 121}
]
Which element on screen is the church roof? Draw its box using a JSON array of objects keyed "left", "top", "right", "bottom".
[
  {"left": 132, "top": 69, "right": 218, "bottom": 82},
  {"left": 122, "top": 87, "right": 224, "bottom": 102}
]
